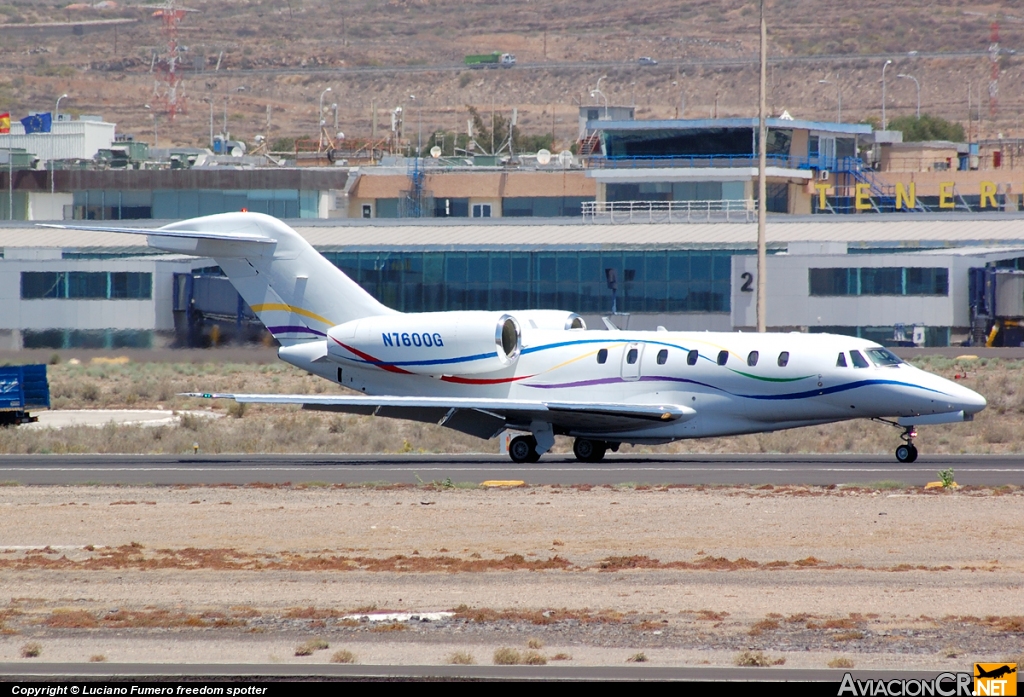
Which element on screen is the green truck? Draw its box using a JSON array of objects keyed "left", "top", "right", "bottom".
[{"left": 464, "top": 52, "right": 516, "bottom": 69}]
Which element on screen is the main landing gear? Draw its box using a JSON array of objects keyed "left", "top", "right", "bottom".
[
  {"left": 875, "top": 419, "right": 919, "bottom": 463},
  {"left": 508, "top": 435, "right": 541, "bottom": 463},
  {"left": 572, "top": 438, "right": 607, "bottom": 463}
]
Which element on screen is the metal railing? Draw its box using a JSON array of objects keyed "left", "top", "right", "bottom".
[
  {"left": 589, "top": 153, "right": 813, "bottom": 169},
  {"left": 582, "top": 199, "right": 756, "bottom": 223}
]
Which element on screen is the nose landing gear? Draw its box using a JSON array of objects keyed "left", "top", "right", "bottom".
[
  {"left": 874, "top": 419, "right": 919, "bottom": 463},
  {"left": 895, "top": 426, "right": 918, "bottom": 463}
]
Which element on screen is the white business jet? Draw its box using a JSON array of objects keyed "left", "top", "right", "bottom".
[{"left": 48, "top": 212, "right": 987, "bottom": 464}]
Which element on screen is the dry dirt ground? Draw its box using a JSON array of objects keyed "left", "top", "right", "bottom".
[
  {"left": 2, "top": 1, "right": 1024, "bottom": 147},
  {"left": 0, "top": 483, "right": 1022, "bottom": 669}
]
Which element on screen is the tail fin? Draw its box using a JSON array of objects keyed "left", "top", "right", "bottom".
[{"left": 44, "top": 212, "right": 396, "bottom": 345}]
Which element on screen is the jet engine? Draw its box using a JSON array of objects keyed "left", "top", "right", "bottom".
[
  {"left": 509, "top": 310, "right": 586, "bottom": 331},
  {"left": 326, "top": 311, "right": 522, "bottom": 376}
]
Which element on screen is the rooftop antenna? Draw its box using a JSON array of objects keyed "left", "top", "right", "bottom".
[{"left": 144, "top": 1, "right": 199, "bottom": 120}]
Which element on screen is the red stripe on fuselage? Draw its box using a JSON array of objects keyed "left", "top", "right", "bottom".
[
  {"left": 332, "top": 338, "right": 413, "bottom": 374},
  {"left": 331, "top": 337, "right": 533, "bottom": 383}
]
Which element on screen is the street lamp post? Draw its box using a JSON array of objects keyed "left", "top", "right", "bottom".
[
  {"left": 898, "top": 73, "right": 920, "bottom": 119},
  {"left": 590, "top": 88, "right": 608, "bottom": 120},
  {"left": 54, "top": 93, "right": 68, "bottom": 122},
  {"left": 224, "top": 86, "right": 245, "bottom": 144},
  {"left": 818, "top": 79, "right": 841, "bottom": 123},
  {"left": 594, "top": 76, "right": 608, "bottom": 119},
  {"left": 409, "top": 94, "right": 422, "bottom": 154},
  {"left": 318, "top": 87, "right": 332, "bottom": 145},
  {"left": 881, "top": 59, "right": 893, "bottom": 129}
]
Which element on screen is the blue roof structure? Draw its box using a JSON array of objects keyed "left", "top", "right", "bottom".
[{"left": 589, "top": 117, "right": 872, "bottom": 136}]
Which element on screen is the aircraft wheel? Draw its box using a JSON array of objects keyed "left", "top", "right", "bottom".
[
  {"left": 573, "top": 438, "right": 607, "bottom": 463},
  {"left": 509, "top": 435, "right": 539, "bottom": 464},
  {"left": 895, "top": 443, "right": 918, "bottom": 463}
]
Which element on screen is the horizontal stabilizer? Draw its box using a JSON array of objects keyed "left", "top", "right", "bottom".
[
  {"left": 182, "top": 392, "right": 695, "bottom": 438},
  {"left": 37, "top": 223, "right": 275, "bottom": 244}
]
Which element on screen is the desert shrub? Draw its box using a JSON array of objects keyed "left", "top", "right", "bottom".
[
  {"left": 329, "top": 649, "right": 356, "bottom": 664},
  {"left": 493, "top": 647, "right": 521, "bottom": 665}
]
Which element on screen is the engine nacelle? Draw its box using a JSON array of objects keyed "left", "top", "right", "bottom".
[
  {"left": 327, "top": 311, "right": 522, "bottom": 376},
  {"left": 508, "top": 310, "right": 586, "bottom": 331}
]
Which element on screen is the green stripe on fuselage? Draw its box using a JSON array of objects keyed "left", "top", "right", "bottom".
[{"left": 728, "top": 369, "right": 814, "bottom": 383}]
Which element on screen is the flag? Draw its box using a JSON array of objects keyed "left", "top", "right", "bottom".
[
  {"left": 0, "top": 112, "right": 9, "bottom": 134},
  {"left": 20, "top": 112, "right": 52, "bottom": 134}
]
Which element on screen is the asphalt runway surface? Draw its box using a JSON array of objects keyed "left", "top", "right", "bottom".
[{"left": 0, "top": 453, "right": 1021, "bottom": 487}]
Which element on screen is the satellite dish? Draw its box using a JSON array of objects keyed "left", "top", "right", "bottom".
[
  {"left": 557, "top": 150, "right": 573, "bottom": 167},
  {"left": 536, "top": 148, "right": 551, "bottom": 165},
  {"left": 430, "top": 145, "right": 442, "bottom": 158},
  {"left": 230, "top": 146, "right": 243, "bottom": 157},
  {"left": 336, "top": 131, "right": 345, "bottom": 141}
]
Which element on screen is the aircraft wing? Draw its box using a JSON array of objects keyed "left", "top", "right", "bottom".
[
  {"left": 184, "top": 392, "right": 695, "bottom": 439},
  {"left": 37, "top": 223, "right": 275, "bottom": 244}
]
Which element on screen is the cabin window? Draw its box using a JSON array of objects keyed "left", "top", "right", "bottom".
[
  {"left": 597, "top": 348, "right": 608, "bottom": 364},
  {"left": 777, "top": 351, "right": 790, "bottom": 367},
  {"left": 747, "top": 351, "right": 759, "bottom": 367},
  {"left": 836, "top": 352, "right": 847, "bottom": 368},
  {"left": 717, "top": 350, "right": 729, "bottom": 366},
  {"left": 687, "top": 349, "right": 698, "bottom": 366},
  {"left": 657, "top": 349, "right": 668, "bottom": 365},
  {"left": 626, "top": 348, "right": 639, "bottom": 365},
  {"left": 850, "top": 350, "right": 870, "bottom": 368},
  {"left": 866, "top": 348, "right": 903, "bottom": 367}
]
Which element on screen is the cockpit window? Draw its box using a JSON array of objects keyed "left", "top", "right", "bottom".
[
  {"left": 866, "top": 348, "right": 903, "bottom": 367},
  {"left": 850, "top": 350, "right": 870, "bottom": 368},
  {"left": 836, "top": 352, "right": 847, "bottom": 368}
]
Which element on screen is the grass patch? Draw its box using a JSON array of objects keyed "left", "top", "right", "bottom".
[
  {"left": 370, "top": 622, "right": 408, "bottom": 633},
  {"left": 447, "top": 651, "right": 475, "bottom": 665},
  {"left": 735, "top": 650, "right": 785, "bottom": 667},
  {"left": 551, "top": 653, "right": 572, "bottom": 661},
  {"left": 493, "top": 647, "right": 522, "bottom": 665},
  {"left": 526, "top": 638, "right": 544, "bottom": 649},
  {"left": 829, "top": 657, "right": 855, "bottom": 668},
  {"left": 20, "top": 642, "right": 41, "bottom": 658},
  {"left": 843, "top": 478, "right": 909, "bottom": 489},
  {"left": 89, "top": 654, "right": 107, "bottom": 663},
  {"left": 626, "top": 652, "right": 649, "bottom": 663},
  {"left": 329, "top": 649, "right": 356, "bottom": 664},
  {"left": 294, "top": 638, "right": 329, "bottom": 656},
  {"left": 749, "top": 618, "right": 780, "bottom": 635}
]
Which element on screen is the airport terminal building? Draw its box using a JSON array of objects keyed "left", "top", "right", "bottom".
[{"left": 4, "top": 214, "right": 1024, "bottom": 350}]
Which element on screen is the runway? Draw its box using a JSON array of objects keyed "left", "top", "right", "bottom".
[{"left": 1, "top": 453, "right": 1021, "bottom": 487}]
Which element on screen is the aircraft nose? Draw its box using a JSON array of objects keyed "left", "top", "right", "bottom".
[{"left": 958, "top": 384, "right": 987, "bottom": 415}]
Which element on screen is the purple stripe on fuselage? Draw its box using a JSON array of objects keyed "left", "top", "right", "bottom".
[{"left": 267, "top": 325, "right": 326, "bottom": 337}]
